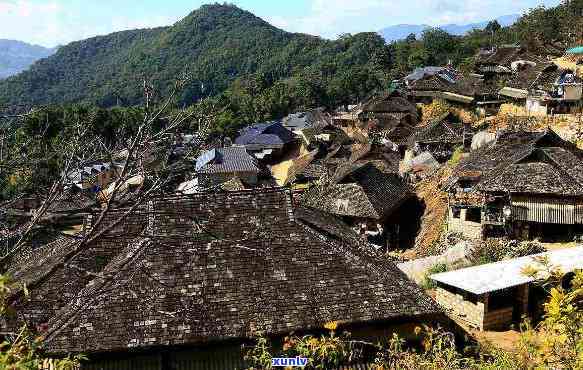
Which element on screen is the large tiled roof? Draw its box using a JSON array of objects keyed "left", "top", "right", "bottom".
[
  {"left": 196, "top": 146, "right": 260, "bottom": 175},
  {"left": 408, "top": 73, "right": 491, "bottom": 98},
  {"left": 452, "top": 129, "right": 583, "bottom": 196},
  {"left": 6, "top": 189, "right": 439, "bottom": 355}
]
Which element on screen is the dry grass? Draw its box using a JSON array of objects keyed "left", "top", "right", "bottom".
[{"left": 404, "top": 166, "right": 453, "bottom": 259}]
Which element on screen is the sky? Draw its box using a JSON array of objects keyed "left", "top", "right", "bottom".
[{"left": 0, "top": 0, "right": 563, "bottom": 48}]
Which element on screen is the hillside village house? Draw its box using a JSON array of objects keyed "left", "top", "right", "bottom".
[
  {"left": 301, "top": 162, "right": 413, "bottom": 250},
  {"left": 500, "top": 62, "right": 583, "bottom": 115},
  {"left": 234, "top": 120, "right": 296, "bottom": 161},
  {"left": 281, "top": 108, "right": 331, "bottom": 135},
  {"left": 405, "top": 67, "right": 500, "bottom": 112},
  {"left": 445, "top": 129, "right": 583, "bottom": 240},
  {"left": 430, "top": 247, "right": 583, "bottom": 331},
  {"left": 2, "top": 188, "right": 446, "bottom": 369},
  {"left": 332, "top": 91, "right": 418, "bottom": 149},
  {"left": 192, "top": 146, "right": 261, "bottom": 189},
  {"left": 405, "top": 113, "right": 470, "bottom": 163}
]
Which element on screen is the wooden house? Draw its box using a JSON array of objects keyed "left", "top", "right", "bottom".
[
  {"left": 194, "top": 146, "right": 261, "bottom": 189},
  {"left": 2, "top": 188, "right": 445, "bottom": 369},
  {"left": 445, "top": 129, "right": 583, "bottom": 240},
  {"left": 301, "top": 162, "right": 413, "bottom": 250}
]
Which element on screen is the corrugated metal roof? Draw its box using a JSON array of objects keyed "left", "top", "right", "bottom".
[
  {"left": 498, "top": 87, "right": 528, "bottom": 99},
  {"left": 566, "top": 46, "right": 583, "bottom": 55},
  {"left": 431, "top": 246, "right": 583, "bottom": 295}
]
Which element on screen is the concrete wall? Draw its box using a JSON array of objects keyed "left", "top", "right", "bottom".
[
  {"left": 435, "top": 286, "right": 486, "bottom": 329},
  {"left": 447, "top": 208, "right": 482, "bottom": 239}
]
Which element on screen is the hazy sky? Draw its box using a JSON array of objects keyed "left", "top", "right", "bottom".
[{"left": 0, "top": 0, "right": 562, "bottom": 48}]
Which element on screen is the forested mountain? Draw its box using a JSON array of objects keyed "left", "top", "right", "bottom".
[
  {"left": 1, "top": 1, "right": 582, "bottom": 113},
  {"left": 0, "top": 40, "right": 55, "bottom": 79},
  {"left": 0, "top": 4, "right": 390, "bottom": 108}
]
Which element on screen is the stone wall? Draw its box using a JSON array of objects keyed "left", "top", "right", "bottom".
[
  {"left": 435, "top": 286, "right": 486, "bottom": 329},
  {"left": 447, "top": 208, "right": 482, "bottom": 239}
]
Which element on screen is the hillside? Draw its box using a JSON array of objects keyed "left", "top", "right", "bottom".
[
  {"left": 0, "top": 4, "right": 390, "bottom": 108},
  {"left": 0, "top": 40, "right": 55, "bottom": 79},
  {"left": 379, "top": 14, "right": 519, "bottom": 42}
]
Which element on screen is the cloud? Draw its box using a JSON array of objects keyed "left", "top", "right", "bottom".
[{"left": 0, "top": 0, "right": 178, "bottom": 47}]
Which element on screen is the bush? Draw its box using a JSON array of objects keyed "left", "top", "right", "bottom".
[{"left": 421, "top": 263, "right": 448, "bottom": 290}]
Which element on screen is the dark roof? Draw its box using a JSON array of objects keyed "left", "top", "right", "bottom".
[
  {"left": 408, "top": 73, "right": 491, "bottom": 97},
  {"left": 452, "top": 129, "right": 583, "bottom": 196},
  {"left": 361, "top": 93, "right": 417, "bottom": 116},
  {"left": 475, "top": 46, "right": 546, "bottom": 67},
  {"left": 196, "top": 146, "right": 260, "bottom": 174},
  {"left": 408, "top": 114, "right": 465, "bottom": 146},
  {"left": 6, "top": 189, "right": 440, "bottom": 355},
  {"left": 302, "top": 163, "right": 412, "bottom": 219},
  {"left": 235, "top": 121, "right": 296, "bottom": 150}
]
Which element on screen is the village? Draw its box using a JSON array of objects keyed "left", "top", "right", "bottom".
[{"left": 3, "top": 42, "right": 583, "bottom": 369}]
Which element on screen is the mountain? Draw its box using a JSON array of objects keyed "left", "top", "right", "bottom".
[
  {"left": 0, "top": 4, "right": 390, "bottom": 108},
  {"left": 379, "top": 14, "right": 520, "bottom": 42},
  {"left": 0, "top": 40, "right": 56, "bottom": 79}
]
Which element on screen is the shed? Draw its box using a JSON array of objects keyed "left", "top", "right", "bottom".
[{"left": 431, "top": 247, "right": 583, "bottom": 330}]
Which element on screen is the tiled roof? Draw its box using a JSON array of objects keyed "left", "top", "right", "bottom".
[
  {"left": 408, "top": 114, "right": 465, "bottom": 146},
  {"left": 361, "top": 94, "right": 417, "bottom": 116},
  {"left": 235, "top": 121, "right": 296, "bottom": 150},
  {"left": 452, "top": 129, "right": 583, "bottom": 196},
  {"left": 6, "top": 189, "right": 440, "bottom": 355},
  {"left": 302, "top": 163, "right": 412, "bottom": 219},
  {"left": 196, "top": 146, "right": 260, "bottom": 175}
]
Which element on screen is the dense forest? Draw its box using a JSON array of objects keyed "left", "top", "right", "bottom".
[
  {"left": 0, "top": 4, "right": 390, "bottom": 109},
  {"left": 1, "top": 2, "right": 582, "bottom": 114}
]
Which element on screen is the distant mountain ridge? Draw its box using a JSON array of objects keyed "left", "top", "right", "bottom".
[
  {"left": 0, "top": 39, "right": 56, "bottom": 79},
  {"left": 379, "top": 14, "right": 520, "bottom": 42}
]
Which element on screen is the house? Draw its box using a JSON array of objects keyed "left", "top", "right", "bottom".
[
  {"left": 500, "top": 62, "right": 583, "bottom": 115},
  {"left": 430, "top": 247, "right": 583, "bottom": 331},
  {"left": 194, "top": 146, "right": 261, "bottom": 189},
  {"left": 406, "top": 113, "right": 470, "bottom": 163},
  {"left": 282, "top": 108, "right": 331, "bottom": 135},
  {"left": 2, "top": 188, "right": 445, "bottom": 369},
  {"left": 301, "top": 162, "right": 413, "bottom": 250},
  {"left": 234, "top": 121, "right": 296, "bottom": 161},
  {"left": 406, "top": 68, "right": 500, "bottom": 112},
  {"left": 445, "top": 129, "right": 583, "bottom": 240},
  {"left": 358, "top": 91, "right": 419, "bottom": 129},
  {"left": 65, "top": 162, "right": 122, "bottom": 191}
]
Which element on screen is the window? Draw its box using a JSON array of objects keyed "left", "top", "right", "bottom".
[
  {"left": 452, "top": 207, "right": 461, "bottom": 219},
  {"left": 466, "top": 208, "right": 482, "bottom": 223}
]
